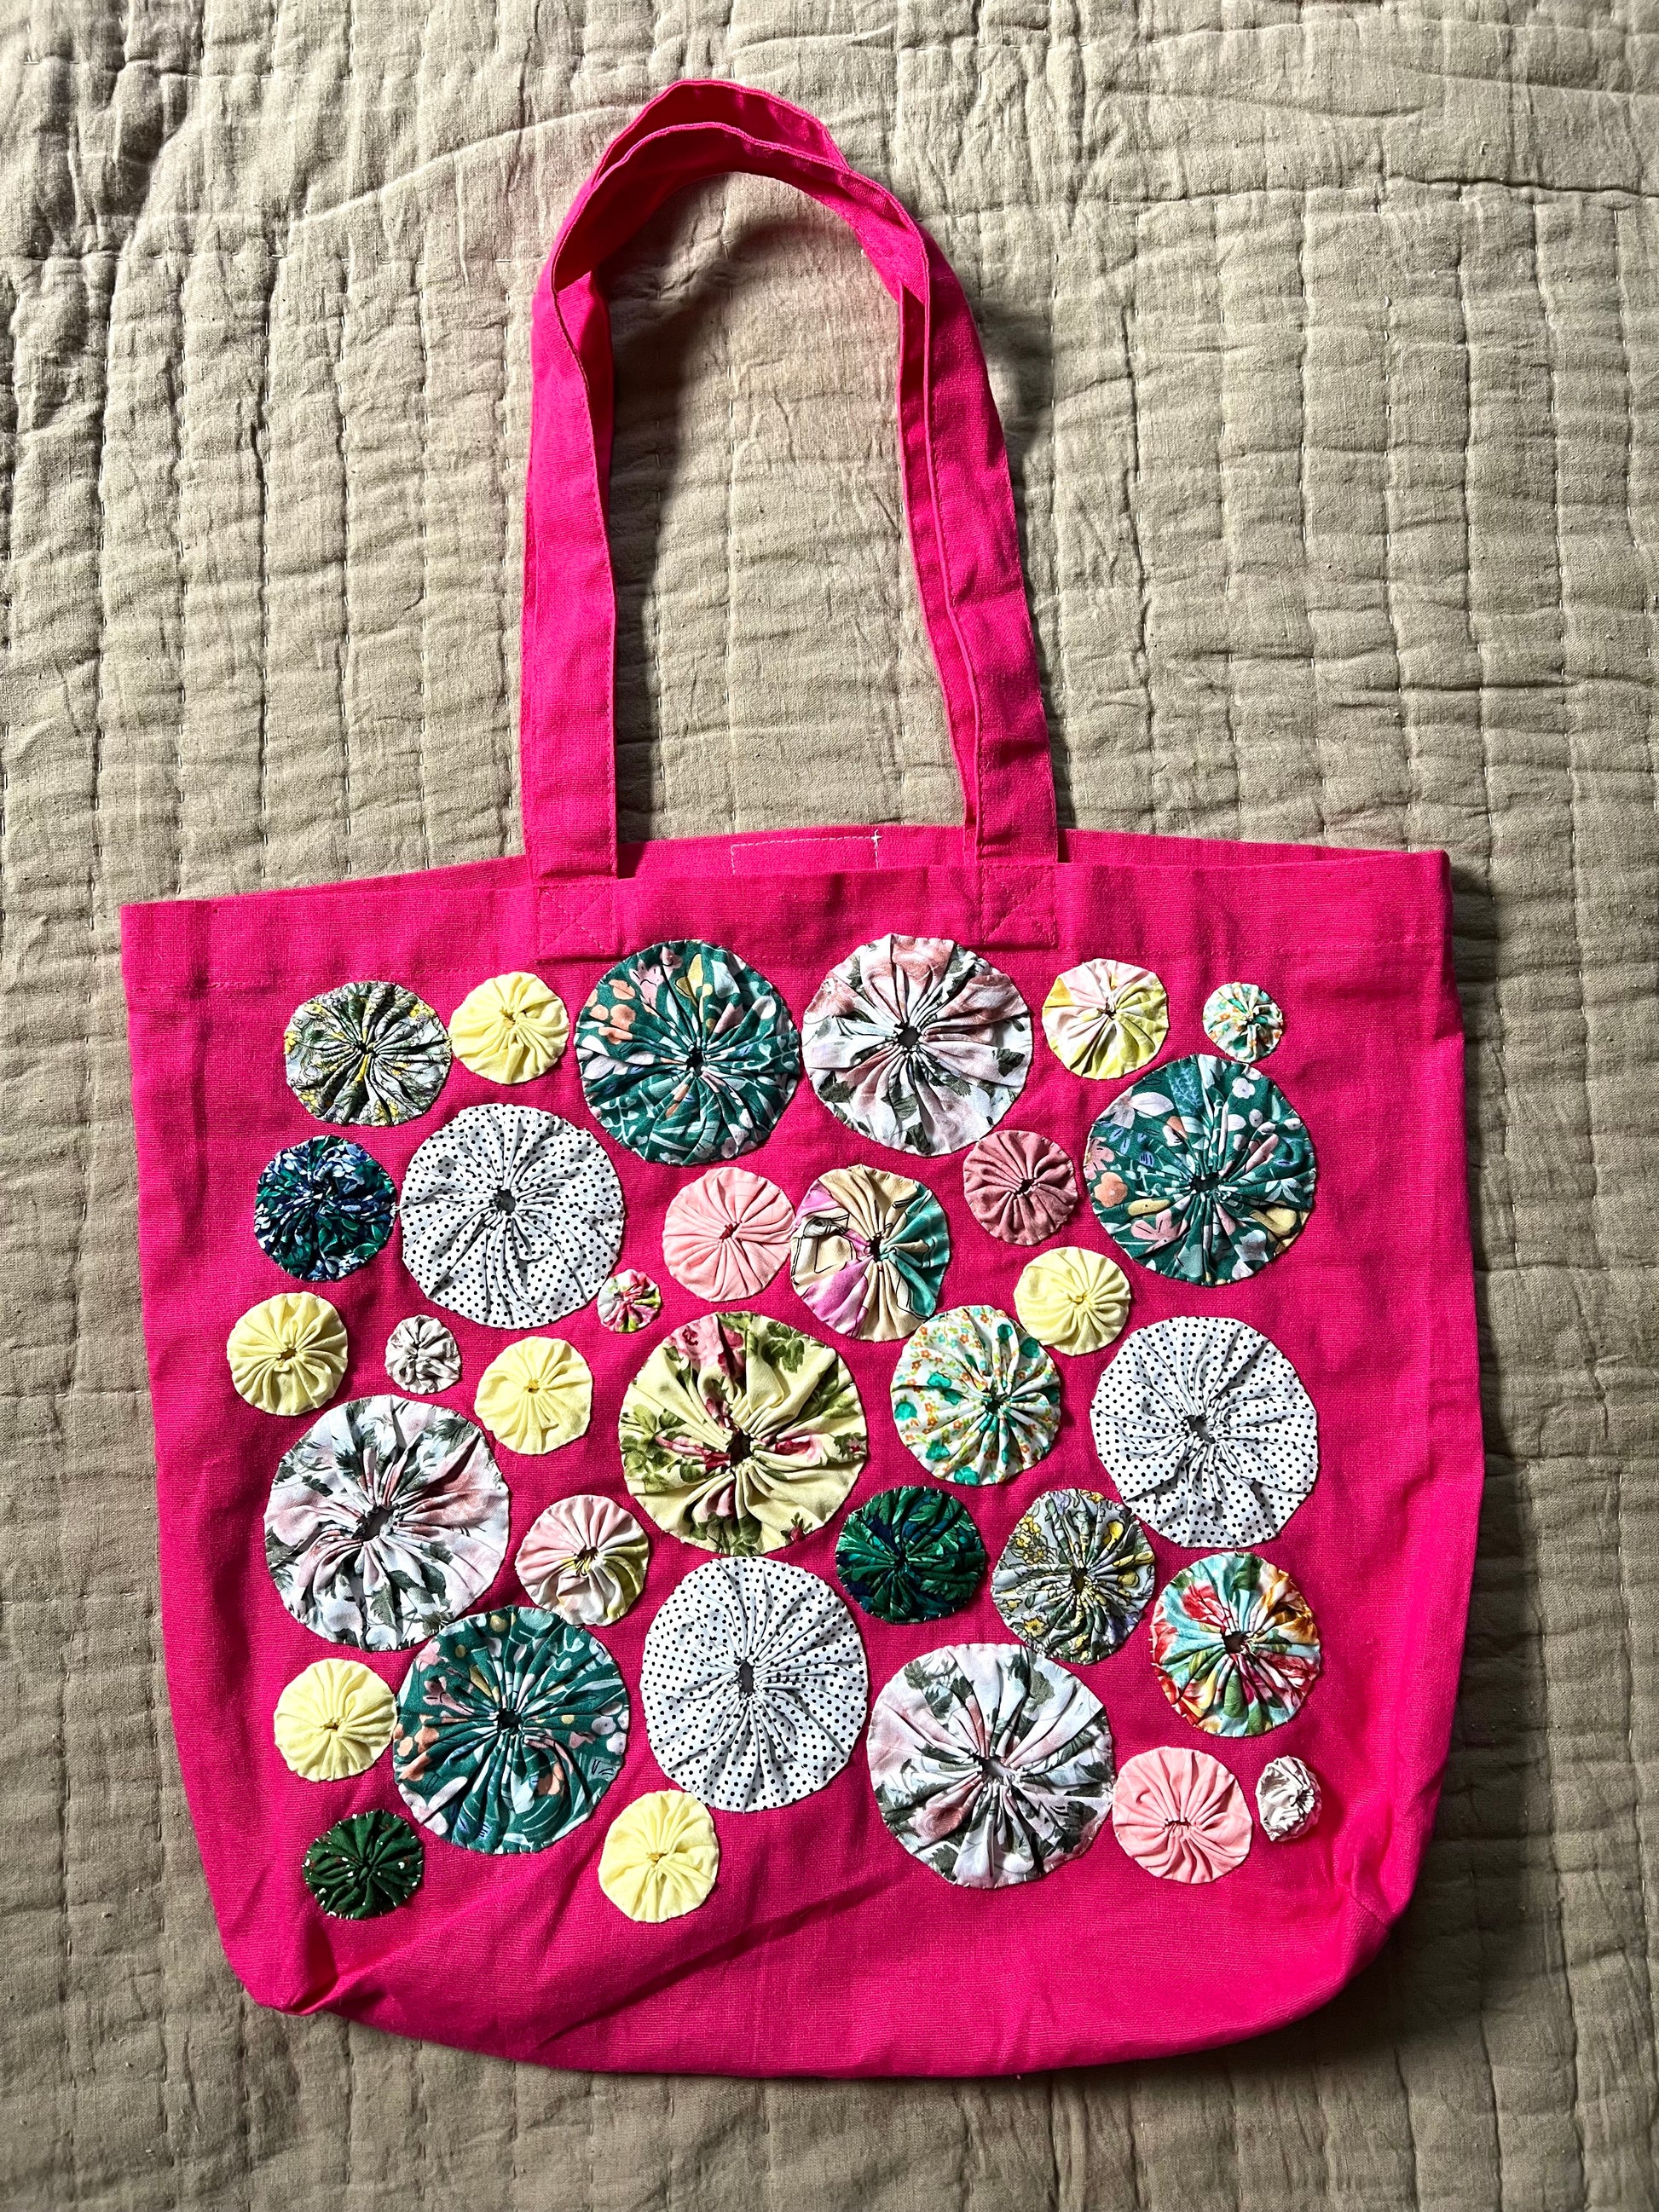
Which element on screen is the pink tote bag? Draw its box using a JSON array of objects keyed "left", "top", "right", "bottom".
[{"left": 121, "top": 82, "right": 1483, "bottom": 2076}]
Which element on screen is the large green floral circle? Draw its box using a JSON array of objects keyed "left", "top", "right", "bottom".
[
  {"left": 302, "top": 1810, "right": 424, "bottom": 1919},
  {"left": 890, "top": 1305, "right": 1061, "bottom": 1487},
  {"left": 835, "top": 1487, "right": 986, "bottom": 1624}
]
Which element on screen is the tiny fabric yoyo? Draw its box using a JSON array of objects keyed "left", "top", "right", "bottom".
[
  {"left": 619, "top": 1310, "right": 867, "bottom": 1556},
  {"left": 1112, "top": 1746, "right": 1251, "bottom": 1884},
  {"left": 991, "top": 1488, "right": 1155, "bottom": 1663},
  {"left": 961, "top": 1128, "right": 1078, "bottom": 1245},
  {"left": 515, "top": 1493, "right": 650, "bottom": 1626},
  {"left": 1203, "top": 982, "right": 1284, "bottom": 1063},
  {"left": 285, "top": 979, "right": 451, "bottom": 1126},
  {"left": 1090, "top": 1314, "right": 1318, "bottom": 1546},
  {"left": 867, "top": 1643, "right": 1115, "bottom": 1889},
  {"left": 575, "top": 940, "right": 799, "bottom": 1166},
  {"left": 597, "top": 1268, "right": 662, "bottom": 1333},
  {"left": 475, "top": 1336, "right": 593, "bottom": 1453},
  {"left": 598, "top": 1791, "right": 720, "bottom": 1923},
  {"left": 1257, "top": 1753, "right": 1322, "bottom": 1841},
  {"left": 302, "top": 1810, "right": 424, "bottom": 1920},
  {"left": 264, "top": 1395, "right": 509, "bottom": 1650},
  {"left": 1084, "top": 1053, "right": 1317, "bottom": 1285},
  {"left": 641, "top": 1556, "right": 868, "bottom": 1813},
  {"left": 801, "top": 933, "right": 1032, "bottom": 1157},
  {"left": 401, "top": 1102, "right": 625, "bottom": 1330},
  {"left": 835, "top": 1485, "right": 986, "bottom": 1625},
  {"left": 227, "top": 1292, "right": 347, "bottom": 1415},
  {"left": 449, "top": 971, "right": 569, "bottom": 1083},
  {"left": 272, "top": 1657, "right": 396, "bottom": 1781},
  {"left": 384, "top": 1314, "right": 461, "bottom": 1395},
  {"left": 254, "top": 1135, "right": 396, "bottom": 1284},
  {"left": 789, "top": 1164, "right": 950, "bottom": 1342},
  {"left": 1040, "top": 959, "right": 1168, "bottom": 1081},
  {"left": 890, "top": 1305, "right": 1061, "bottom": 1487},
  {"left": 1013, "top": 1245, "right": 1130, "bottom": 1357},
  {"left": 1151, "top": 1551, "right": 1322, "bottom": 1737},
  {"left": 393, "top": 1606, "right": 630, "bottom": 1854},
  {"left": 663, "top": 1166, "right": 794, "bottom": 1301}
]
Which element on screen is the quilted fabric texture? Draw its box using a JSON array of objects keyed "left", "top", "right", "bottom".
[{"left": 7, "top": 5, "right": 1656, "bottom": 2208}]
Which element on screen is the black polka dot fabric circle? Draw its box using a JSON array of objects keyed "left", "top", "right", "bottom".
[
  {"left": 640, "top": 1556, "right": 869, "bottom": 1813},
  {"left": 1090, "top": 1315, "right": 1318, "bottom": 1547}
]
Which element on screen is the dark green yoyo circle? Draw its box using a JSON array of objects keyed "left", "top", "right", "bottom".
[
  {"left": 835, "top": 1485, "right": 986, "bottom": 1625},
  {"left": 302, "top": 1808, "right": 424, "bottom": 1920}
]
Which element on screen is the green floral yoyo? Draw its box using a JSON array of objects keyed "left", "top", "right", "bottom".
[
  {"left": 253, "top": 1135, "right": 397, "bottom": 1283},
  {"left": 991, "top": 1487, "right": 1155, "bottom": 1664},
  {"left": 302, "top": 1809, "right": 424, "bottom": 1920},
  {"left": 835, "top": 1486, "right": 987, "bottom": 1625},
  {"left": 890, "top": 1305, "right": 1062, "bottom": 1487},
  {"left": 284, "top": 979, "right": 452, "bottom": 1126}
]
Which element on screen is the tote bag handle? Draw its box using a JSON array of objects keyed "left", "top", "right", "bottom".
[{"left": 521, "top": 80, "right": 1059, "bottom": 883}]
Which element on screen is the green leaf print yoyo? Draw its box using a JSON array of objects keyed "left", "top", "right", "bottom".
[
  {"left": 302, "top": 1809, "right": 424, "bottom": 1920},
  {"left": 835, "top": 1486, "right": 986, "bottom": 1625}
]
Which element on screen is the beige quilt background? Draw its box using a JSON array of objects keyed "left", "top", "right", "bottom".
[{"left": 3, "top": 1, "right": 1657, "bottom": 2206}]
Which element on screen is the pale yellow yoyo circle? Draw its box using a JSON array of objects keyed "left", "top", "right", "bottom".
[
  {"left": 1014, "top": 1246, "right": 1131, "bottom": 1356},
  {"left": 598, "top": 1790, "right": 720, "bottom": 1924},
  {"left": 448, "top": 972, "right": 569, "bottom": 1084},
  {"left": 475, "top": 1336, "right": 592, "bottom": 1454},
  {"left": 273, "top": 1658, "right": 396, "bottom": 1782},
  {"left": 227, "top": 1292, "right": 348, "bottom": 1415}
]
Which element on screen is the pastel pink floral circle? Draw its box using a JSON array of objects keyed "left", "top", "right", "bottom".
[
  {"left": 515, "top": 1493, "right": 650, "bottom": 1626},
  {"left": 962, "top": 1129, "right": 1078, "bottom": 1245},
  {"left": 1111, "top": 1745, "right": 1251, "bottom": 1884},
  {"left": 662, "top": 1166, "right": 794, "bottom": 1301}
]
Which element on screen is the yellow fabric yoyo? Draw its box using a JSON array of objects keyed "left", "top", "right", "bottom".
[
  {"left": 598, "top": 1790, "right": 720, "bottom": 1924},
  {"left": 227, "top": 1292, "right": 348, "bottom": 1414},
  {"left": 475, "top": 1336, "right": 592, "bottom": 1453},
  {"left": 448, "top": 972, "right": 569, "bottom": 1084},
  {"left": 273, "top": 1658, "right": 396, "bottom": 1781},
  {"left": 1014, "top": 1246, "right": 1130, "bottom": 1356}
]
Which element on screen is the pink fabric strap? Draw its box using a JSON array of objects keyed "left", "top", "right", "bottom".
[{"left": 521, "top": 81, "right": 1058, "bottom": 881}]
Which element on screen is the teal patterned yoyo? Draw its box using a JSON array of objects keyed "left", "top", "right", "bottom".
[{"left": 835, "top": 1486, "right": 986, "bottom": 1625}]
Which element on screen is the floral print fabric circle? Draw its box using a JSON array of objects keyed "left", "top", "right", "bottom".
[
  {"left": 641, "top": 1556, "right": 868, "bottom": 1813},
  {"left": 303, "top": 1810, "right": 424, "bottom": 1919},
  {"left": 1111, "top": 1746, "right": 1251, "bottom": 1883},
  {"left": 991, "top": 1489, "right": 1155, "bottom": 1663},
  {"left": 619, "top": 1311, "right": 867, "bottom": 1556},
  {"left": 962, "top": 1128, "right": 1078, "bottom": 1245},
  {"left": 835, "top": 1486, "right": 986, "bottom": 1625},
  {"left": 384, "top": 1314, "right": 461, "bottom": 1395},
  {"left": 890, "top": 1305, "right": 1061, "bottom": 1487},
  {"left": 1084, "top": 1053, "right": 1317, "bottom": 1285},
  {"left": 254, "top": 1135, "right": 396, "bottom": 1283},
  {"left": 393, "top": 1606, "right": 629, "bottom": 1854},
  {"left": 1090, "top": 1314, "right": 1318, "bottom": 1547},
  {"left": 1151, "top": 1551, "right": 1322, "bottom": 1737},
  {"left": 1041, "top": 959, "right": 1168, "bottom": 1081},
  {"left": 575, "top": 940, "right": 799, "bottom": 1167},
  {"left": 663, "top": 1166, "right": 794, "bottom": 1301},
  {"left": 867, "top": 1643, "right": 1115, "bottom": 1889},
  {"left": 284, "top": 979, "right": 452, "bottom": 1126},
  {"left": 401, "top": 1103, "right": 625, "bottom": 1330},
  {"left": 264, "top": 1395, "right": 509, "bottom": 1651},
  {"left": 789, "top": 1164, "right": 951, "bottom": 1342},
  {"left": 802, "top": 933, "right": 1032, "bottom": 1157},
  {"left": 515, "top": 1493, "right": 650, "bottom": 1626},
  {"left": 1203, "top": 981, "right": 1284, "bottom": 1063},
  {"left": 597, "top": 1268, "right": 661, "bottom": 1333}
]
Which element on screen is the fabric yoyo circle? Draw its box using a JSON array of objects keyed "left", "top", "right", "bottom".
[
  {"left": 1084, "top": 1053, "right": 1317, "bottom": 1285},
  {"left": 1203, "top": 981, "right": 1284, "bottom": 1064},
  {"left": 663, "top": 1166, "right": 794, "bottom": 1301},
  {"left": 598, "top": 1791, "right": 720, "bottom": 1923},
  {"left": 227, "top": 1291, "right": 348, "bottom": 1415},
  {"left": 789, "top": 1164, "right": 951, "bottom": 1342},
  {"left": 273, "top": 1657, "right": 396, "bottom": 1781},
  {"left": 1257, "top": 1753, "right": 1322, "bottom": 1841},
  {"left": 285, "top": 979, "right": 451, "bottom": 1126},
  {"left": 475, "top": 1336, "right": 592, "bottom": 1454},
  {"left": 641, "top": 1556, "right": 868, "bottom": 1813},
  {"left": 515, "top": 1493, "right": 650, "bottom": 1626},
  {"left": 575, "top": 939, "right": 799, "bottom": 1167},
  {"left": 619, "top": 1310, "right": 867, "bottom": 1556},
  {"left": 1150, "top": 1551, "right": 1322, "bottom": 1737},
  {"left": 890, "top": 1305, "right": 1061, "bottom": 1487},
  {"left": 1111, "top": 1746, "right": 1251, "bottom": 1883},
  {"left": 962, "top": 1128, "right": 1078, "bottom": 1245},
  {"left": 991, "top": 1488, "right": 1155, "bottom": 1663},
  {"left": 394, "top": 1607, "right": 628, "bottom": 1854},
  {"left": 302, "top": 1810, "right": 424, "bottom": 1919},
  {"left": 1090, "top": 1314, "right": 1317, "bottom": 1547},
  {"left": 867, "top": 1643, "right": 1115, "bottom": 1888},
  {"left": 835, "top": 1486, "right": 986, "bottom": 1626},
  {"left": 384, "top": 1314, "right": 460, "bottom": 1395},
  {"left": 1013, "top": 1245, "right": 1130, "bottom": 1356},
  {"left": 597, "top": 1268, "right": 662, "bottom": 1333},
  {"left": 254, "top": 1135, "right": 396, "bottom": 1284},
  {"left": 802, "top": 933, "right": 1032, "bottom": 1157},
  {"left": 401, "top": 1102, "right": 624, "bottom": 1330},
  {"left": 264, "top": 1395, "right": 509, "bottom": 1650},
  {"left": 1041, "top": 959, "right": 1168, "bottom": 1081},
  {"left": 449, "top": 971, "right": 569, "bottom": 1083}
]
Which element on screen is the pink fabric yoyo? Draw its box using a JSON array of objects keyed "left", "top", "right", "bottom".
[
  {"left": 962, "top": 1128, "right": 1078, "bottom": 1245},
  {"left": 662, "top": 1165, "right": 794, "bottom": 1300},
  {"left": 1111, "top": 1746, "right": 1252, "bottom": 1883}
]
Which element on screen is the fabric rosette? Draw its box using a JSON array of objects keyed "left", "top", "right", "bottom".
[
  {"left": 227, "top": 1291, "right": 348, "bottom": 1415},
  {"left": 475, "top": 1336, "right": 593, "bottom": 1454},
  {"left": 962, "top": 1128, "right": 1078, "bottom": 1245},
  {"left": 384, "top": 1314, "right": 461, "bottom": 1395},
  {"left": 302, "top": 1811, "right": 423, "bottom": 1920},
  {"left": 1150, "top": 1551, "right": 1322, "bottom": 1737},
  {"left": 663, "top": 1166, "right": 794, "bottom": 1301},
  {"left": 991, "top": 1488, "right": 1155, "bottom": 1664},
  {"left": 598, "top": 1791, "right": 720, "bottom": 1923},
  {"left": 1040, "top": 959, "right": 1168, "bottom": 1081},
  {"left": 1257, "top": 1753, "right": 1322, "bottom": 1840},
  {"left": 835, "top": 1486, "right": 986, "bottom": 1625},
  {"left": 597, "top": 1268, "right": 662, "bottom": 1334},
  {"left": 1111, "top": 1746, "right": 1251, "bottom": 1883},
  {"left": 254, "top": 1135, "right": 396, "bottom": 1284},
  {"left": 284, "top": 978, "right": 451, "bottom": 1126},
  {"left": 789, "top": 1164, "right": 950, "bottom": 1342},
  {"left": 448, "top": 971, "right": 569, "bottom": 1083},
  {"left": 1013, "top": 1245, "right": 1130, "bottom": 1356},
  {"left": 890, "top": 1305, "right": 1061, "bottom": 1487},
  {"left": 273, "top": 1658, "right": 396, "bottom": 1781},
  {"left": 1203, "top": 981, "right": 1284, "bottom": 1063},
  {"left": 515, "top": 1493, "right": 650, "bottom": 1626}
]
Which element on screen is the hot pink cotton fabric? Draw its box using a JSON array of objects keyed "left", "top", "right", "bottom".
[{"left": 119, "top": 81, "right": 1483, "bottom": 2078}]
